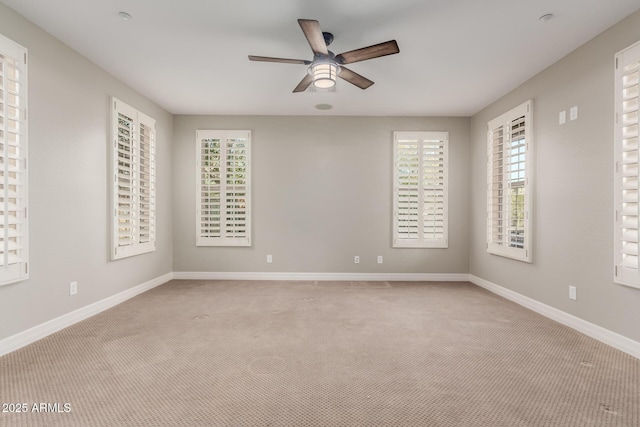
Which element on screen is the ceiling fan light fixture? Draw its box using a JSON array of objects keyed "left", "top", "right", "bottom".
[{"left": 310, "top": 62, "right": 338, "bottom": 89}]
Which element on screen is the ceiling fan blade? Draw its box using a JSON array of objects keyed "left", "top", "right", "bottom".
[
  {"left": 293, "top": 74, "right": 314, "bottom": 93},
  {"left": 248, "top": 55, "right": 310, "bottom": 65},
  {"left": 336, "top": 40, "right": 399, "bottom": 64},
  {"left": 298, "top": 19, "right": 328, "bottom": 56},
  {"left": 338, "top": 67, "right": 374, "bottom": 90}
]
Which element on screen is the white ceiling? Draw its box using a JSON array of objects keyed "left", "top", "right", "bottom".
[{"left": 3, "top": 0, "right": 639, "bottom": 116}]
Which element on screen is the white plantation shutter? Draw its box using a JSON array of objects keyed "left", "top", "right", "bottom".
[
  {"left": 0, "top": 34, "right": 28, "bottom": 286},
  {"left": 487, "top": 100, "right": 532, "bottom": 262},
  {"left": 615, "top": 41, "right": 640, "bottom": 288},
  {"left": 393, "top": 131, "right": 448, "bottom": 248},
  {"left": 197, "top": 130, "right": 251, "bottom": 246},
  {"left": 111, "top": 98, "right": 156, "bottom": 260}
]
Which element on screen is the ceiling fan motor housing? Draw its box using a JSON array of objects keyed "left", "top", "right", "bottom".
[{"left": 322, "top": 31, "right": 334, "bottom": 46}]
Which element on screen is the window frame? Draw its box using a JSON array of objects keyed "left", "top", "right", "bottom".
[
  {"left": 392, "top": 131, "right": 449, "bottom": 249},
  {"left": 110, "top": 97, "right": 156, "bottom": 260},
  {"left": 196, "top": 130, "right": 252, "bottom": 247},
  {"left": 486, "top": 100, "right": 533, "bottom": 263},
  {"left": 0, "top": 33, "right": 28, "bottom": 287},
  {"left": 614, "top": 40, "right": 640, "bottom": 288}
]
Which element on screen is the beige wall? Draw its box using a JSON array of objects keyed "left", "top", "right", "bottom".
[
  {"left": 173, "top": 115, "right": 470, "bottom": 274},
  {"left": 0, "top": 3, "right": 174, "bottom": 340},
  {"left": 469, "top": 10, "right": 640, "bottom": 342}
]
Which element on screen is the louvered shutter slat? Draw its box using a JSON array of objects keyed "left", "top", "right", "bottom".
[
  {"left": 622, "top": 229, "right": 638, "bottom": 243},
  {"left": 623, "top": 151, "right": 638, "bottom": 165},
  {"left": 622, "top": 241, "right": 638, "bottom": 256},
  {"left": 0, "top": 215, "right": 24, "bottom": 225},
  {"left": 0, "top": 254, "right": 23, "bottom": 267},
  {"left": 623, "top": 124, "right": 639, "bottom": 138},
  {"left": 623, "top": 85, "right": 638, "bottom": 100},
  {"left": 623, "top": 96, "right": 639, "bottom": 113}
]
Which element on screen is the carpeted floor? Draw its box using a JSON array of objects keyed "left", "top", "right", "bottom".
[{"left": 0, "top": 280, "right": 638, "bottom": 426}]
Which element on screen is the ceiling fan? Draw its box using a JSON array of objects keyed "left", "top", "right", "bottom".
[{"left": 248, "top": 19, "right": 400, "bottom": 93}]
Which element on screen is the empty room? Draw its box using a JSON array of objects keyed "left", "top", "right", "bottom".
[{"left": 1, "top": 0, "right": 639, "bottom": 426}]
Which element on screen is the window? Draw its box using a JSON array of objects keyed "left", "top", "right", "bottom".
[
  {"left": 393, "top": 131, "right": 448, "bottom": 248},
  {"left": 615, "top": 40, "right": 640, "bottom": 288},
  {"left": 487, "top": 100, "right": 532, "bottom": 262},
  {"left": 0, "top": 34, "right": 28, "bottom": 286},
  {"left": 110, "top": 98, "right": 156, "bottom": 260},
  {"left": 196, "top": 130, "right": 251, "bottom": 246}
]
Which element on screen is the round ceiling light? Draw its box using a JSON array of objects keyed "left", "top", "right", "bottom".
[
  {"left": 315, "top": 104, "right": 333, "bottom": 110},
  {"left": 119, "top": 11, "right": 132, "bottom": 21},
  {"left": 539, "top": 13, "right": 553, "bottom": 23}
]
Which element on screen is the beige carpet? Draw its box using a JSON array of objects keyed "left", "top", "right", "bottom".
[{"left": 0, "top": 280, "right": 638, "bottom": 426}]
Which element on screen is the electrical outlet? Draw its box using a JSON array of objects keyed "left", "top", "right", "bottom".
[
  {"left": 559, "top": 110, "right": 566, "bottom": 125},
  {"left": 266, "top": 254, "right": 273, "bottom": 264},
  {"left": 354, "top": 256, "right": 360, "bottom": 264},
  {"left": 69, "top": 281, "right": 78, "bottom": 296},
  {"left": 569, "top": 285, "right": 577, "bottom": 301},
  {"left": 570, "top": 106, "right": 578, "bottom": 121},
  {"left": 377, "top": 255, "right": 383, "bottom": 264}
]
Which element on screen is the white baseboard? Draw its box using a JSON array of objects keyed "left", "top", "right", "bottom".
[
  {"left": 468, "top": 274, "right": 640, "bottom": 360},
  {"left": 0, "top": 272, "right": 173, "bottom": 357},
  {"left": 173, "top": 271, "right": 470, "bottom": 282}
]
